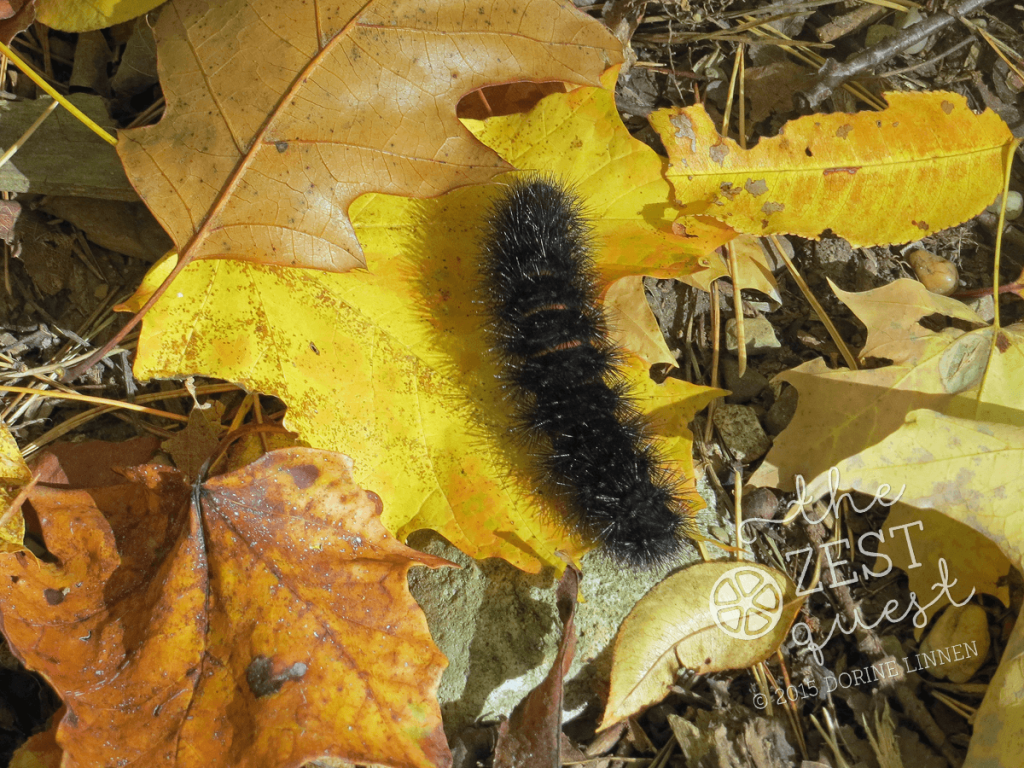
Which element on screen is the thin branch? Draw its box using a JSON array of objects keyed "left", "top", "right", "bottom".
[{"left": 796, "top": 0, "right": 997, "bottom": 109}]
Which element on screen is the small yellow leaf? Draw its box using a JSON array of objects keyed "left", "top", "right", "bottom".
[
  {"left": 601, "top": 561, "right": 803, "bottom": 728},
  {"left": 830, "top": 278, "right": 985, "bottom": 363},
  {"left": 604, "top": 277, "right": 676, "bottom": 367},
  {"left": 651, "top": 92, "right": 1013, "bottom": 247},
  {"left": 10, "top": 723, "right": 62, "bottom": 768},
  {"left": 36, "top": 0, "right": 164, "bottom": 32},
  {"left": 1, "top": 422, "right": 30, "bottom": 486},
  {"left": 161, "top": 402, "right": 227, "bottom": 482},
  {"left": 681, "top": 234, "right": 780, "bottom": 301},
  {"left": 0, "top": 423, "right": 29, "bottom": 551}
]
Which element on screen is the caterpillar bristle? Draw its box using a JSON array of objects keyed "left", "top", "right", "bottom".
[{"left": 480, "top": 175, "right": 691, "bottom": 568}]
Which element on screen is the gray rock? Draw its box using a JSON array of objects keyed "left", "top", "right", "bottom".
[
  {"left": 405, "top": 480, "right": 721, "bottom": 737},
  {"left": 713, "top": 404, "right": 772, "bottom": 462},
  {"left": 764, "top": 384, "right": 799, "bottom": 435},
  {"left": 720, "top": 355, "right": 769, "bottom": 403},
  {"left": 724, "top": 316, "right": 780, "bottom": 355}
]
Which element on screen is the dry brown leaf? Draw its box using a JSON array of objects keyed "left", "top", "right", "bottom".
[
  {"left": 493, "top": 566, "right": 579, "bottom": 768},
  {"left": 119, "top": 0, "right": 621, "bottom": 271},
  {"left": 160, "top": 401, "right": 226, "bottom": 482}
]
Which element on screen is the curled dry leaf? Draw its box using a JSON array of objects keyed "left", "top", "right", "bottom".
[
  {"left": 493, "top": 565, "right": 579, "bottom": 768},
  {"left": 0, "top": 445, "right": 453, "bottom": 768},
  {"left": 600, "top": 561, "right": 803, "bottom": 729}
]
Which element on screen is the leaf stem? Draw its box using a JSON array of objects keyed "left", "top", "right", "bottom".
[
  {"left": 0, "top": 41, "right": 117, "bottom": 146},
  {"left": 991, "top": 140, "right": 1020, "bottom": 331}
]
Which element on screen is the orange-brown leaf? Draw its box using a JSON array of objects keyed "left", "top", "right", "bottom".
[
  {"left": 0, "top": 445, "right": 452, "bottom": 768},
  {"left": 118, "top": 0, "right": 621, "bottom": 270}
]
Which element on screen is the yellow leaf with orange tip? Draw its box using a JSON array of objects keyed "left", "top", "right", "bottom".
[
  {"left": 0, "top": 446, "right": 452, "bottom": 768},
  {"left": 126, "top": 78, "right": 729, "bottom": 574},
  {"left": 651, "top": 91, "right": 1013, "bottom": 246}
]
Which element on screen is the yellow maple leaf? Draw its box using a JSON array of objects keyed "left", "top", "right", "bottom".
[
  {"left": 124, "top": 77, "right": 728, "bottom": 573},
  {"left": 800, "top": 410, "right": 1023, "bottom": 768},
  {"left": 752, "top": 279, "right": 1024, "bottom": 490}
]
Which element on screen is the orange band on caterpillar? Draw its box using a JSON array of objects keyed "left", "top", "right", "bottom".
[{"left": 480, "top": 176, "right": 692, "bottom": 567}]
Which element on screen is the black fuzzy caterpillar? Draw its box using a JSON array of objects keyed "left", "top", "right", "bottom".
[{"left": 480, "top": 176, "right": 687, "bottom": 567}]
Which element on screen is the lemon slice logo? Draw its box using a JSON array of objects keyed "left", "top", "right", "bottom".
[{"left": 710, "top": 567, "right": 784, "bottom": 640}]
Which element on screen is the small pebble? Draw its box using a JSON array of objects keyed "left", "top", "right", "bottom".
[
  {"left": 865, "top": 23, "right": 898, "bottom": 47},
  {"left": 919, "top": 604, "right": 990, "bottom": 683},
  {"left": 720, "top": 355, "right": 769, "bottom": 403},
  {"left": 908, "top": 249, "right": 958, "bottom": 295},
  {"left": 712, "top": 404, "right": 772, "bottom": 462},
  {"left": 744, "top": 487, "right": 780, "bottom": 521},
  {"left": 897, "top": 9, "right": 928, "bottom": 55},
  {"left": 986, "top": 191, "right": 1023, "bottom": 220},
  {"left": 725, "top": 316, "right": 780, "bottom": 355}
]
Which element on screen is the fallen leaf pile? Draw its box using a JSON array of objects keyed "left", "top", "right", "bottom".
[
  {"left": 750, "top": 277, "right": 1024, "bottom": 766},
  {"left": 1, "top": 0, "right": 1022, "bottom": 765}
]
